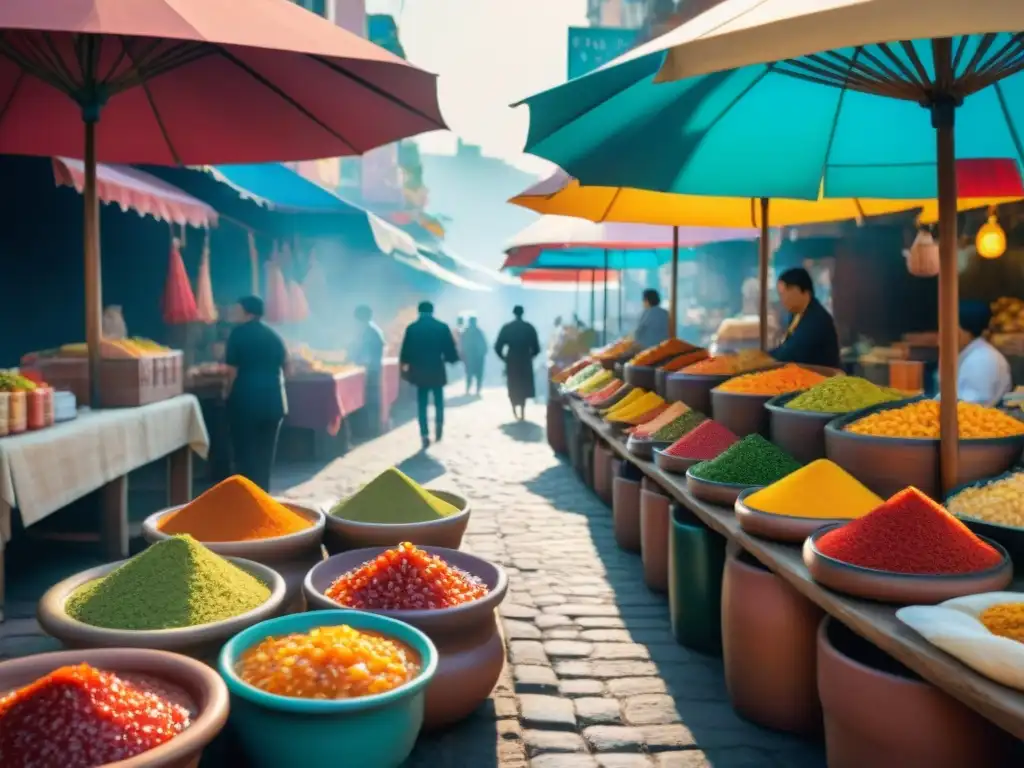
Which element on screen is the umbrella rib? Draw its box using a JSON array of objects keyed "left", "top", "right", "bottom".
[
  {"left": 0, "top": 34, "right": 74, "bottom": 95},
  {"left": 817, "top": 48, "right": 859, "bottom": 200},
  {"left": 895, "top": 42, "right": 931, "bottom": 91},
  {"left": 309, "top": 55, "right": 446, "bottom": 130},
  {"left": 993, "top": 81, "right": 1024, "bottom": 168},
  {"left": 37, "top": 33, "right": 79, "bottom": 92},
  {"left": 959, "top": 34, "right": 997, "bottom": 81},
  {"left": 216, "top": 48, "right": 359, "bottom": 154},
  {"left": 0, "top": 69, "right": 26, "bottom": 132},
  {"left": 118, "top": 38, "right": 183, "bottom": 165},
  {"left": 598, "top": 187, "right": 623, "bottom": 223}
]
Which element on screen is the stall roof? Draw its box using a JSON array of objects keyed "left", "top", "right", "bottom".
[
  {"left": 396, "top": 249, "right": 493, "bottom": 292},
  {"left": 53, "top": 158, "right": 218, "bottom": 229}
]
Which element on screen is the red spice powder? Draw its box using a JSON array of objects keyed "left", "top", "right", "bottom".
[
  {"left": 665, "top": 420, "right": 738, "bottom": 459},
  {"left": 816, "top": 487, "right": 1003, "bottom": 575},
  {"left": 325, "top": 541, "right": 489, "bottom": 610},
  {"left": 0, "top": 663, "right": 191, "bottom": 768}
]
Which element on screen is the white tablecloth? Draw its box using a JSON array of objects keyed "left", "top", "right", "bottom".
[{"left": 0, "top": 395, "right": 209, "bottom": 540}]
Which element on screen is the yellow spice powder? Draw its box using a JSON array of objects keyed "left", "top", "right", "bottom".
[
  {"left": 743, "top": 459, "right": 883, "bottom": 519},
  {"left": 979, "top": 603, "right": 1024, "bottom": 643}
]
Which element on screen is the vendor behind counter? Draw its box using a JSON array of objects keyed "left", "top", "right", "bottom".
[{"left": 771, "top": 267, "right": 840, "bottom": 369}]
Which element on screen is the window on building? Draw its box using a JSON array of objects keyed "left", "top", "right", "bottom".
[{"left": 296, "top": 0, "right": 327, "bottom": 18}]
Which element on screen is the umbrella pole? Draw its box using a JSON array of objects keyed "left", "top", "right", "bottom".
[
  {"left": 669, "top": 226, "right": 679, "bottom": 340},
  {"left": 575, "top": 270, "right": 581, "bottom": 319},
  {"left": 590, "top": 269, "right": 596, "bottom": 329},
  {"left": 83, "top": 117, "right": 103, "bottom": 408},
  {"left": 618, "top": 269, "right": 624, "bottom": 334},
  {"left": 933, "top": 42, "right": 960, "bottom": 494},
  {"left": 602, "top": 249, "right": 609, "bottom": 345},
  {"left": 758, "top": 198, "right": 770, "bottom": 351}
]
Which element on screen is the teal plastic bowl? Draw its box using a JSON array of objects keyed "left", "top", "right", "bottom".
[{"left": 218, "top": 609, "right": 438, "bottom": 768}]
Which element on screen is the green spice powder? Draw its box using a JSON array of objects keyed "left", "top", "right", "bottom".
[
  {"left": 785, "top": 376, "right": 906, "bottom": 413},
  {"left": 652, "top": 410, "right": 706, "bottom": 441},
  {"left": 331, "top": 467, "right": 459, "bottom": 524},
  {"left": 690, "top": 434, "right": 801, "bottom": 486},
  {"left": 66, "top": 535, "right": 270, "bottom": 630}
]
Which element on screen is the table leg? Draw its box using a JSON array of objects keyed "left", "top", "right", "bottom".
[
  {"left": 100, "top": 475, "right": 129, "bottom": 561},
  {"left": 168, "top": 446, "right": 193, "bottom": 506}
]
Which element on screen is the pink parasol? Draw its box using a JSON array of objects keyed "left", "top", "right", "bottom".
[
  {"left": 0, "top": 0, "right": 445, "bottom": 403},
  {"left": 162, "top": 238, "right": 199, "bottom": 325},
  {"left": 195, "top": 230, "right": 218, "bottom": 324}
]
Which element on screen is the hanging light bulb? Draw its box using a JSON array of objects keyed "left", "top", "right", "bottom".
[{"left": 976, "top": 210, "right": 1007, "bottom": 259}]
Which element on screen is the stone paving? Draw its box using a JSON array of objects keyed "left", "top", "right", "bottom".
[{"left": 1, "top": 388, "right": 827, "bottom": 767}]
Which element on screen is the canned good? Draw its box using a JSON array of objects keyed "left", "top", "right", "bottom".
[
  {"left": 8, "top": 390, "right": 26, "bottom": 434},
  {"left": 0, "top": 391, "right": 9, "bottom": 437},
  {"left": 26, "top": 389, "right": 45, "bottom": 430}
]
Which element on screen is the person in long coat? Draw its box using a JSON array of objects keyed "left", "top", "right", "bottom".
[
  {"left": 400, "top": 301, "right": 460, "bottom": 449},
  {"left": 460, "top": 315, "right": 488, "bottom": 396},
  {"left": 494, "top": 305, "right": 541, "bottom": 421}
]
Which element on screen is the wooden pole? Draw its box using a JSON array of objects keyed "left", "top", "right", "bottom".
[
  {"left": 83, "top": 117, "right": 102, "bottom": 408},
  {"left": 669, "top": 225, "right": 679, "bottom": 339},
  {"left": 602, "top": 249, "right": 609, "bottom": 345},
  {"left": 758, "top": 198, "right": 770, "bottom": 351},
  {"left": 590, "top": 268, "right": 596, "bottom": 329},
  {"left": 933, "top": 39, "right": 960, "bottom": 494},
  {"left": 618, "top": 269, "right": 624, "bottom": 333}
]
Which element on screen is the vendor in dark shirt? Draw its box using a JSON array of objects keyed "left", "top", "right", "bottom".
[
  {"left": 225, "top": 295, "right": 288, "bottom": 491},
  {"left": 771, "top": 267, "right": 840, "bottom": 368}
]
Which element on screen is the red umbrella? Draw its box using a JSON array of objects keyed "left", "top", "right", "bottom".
[
  {"left": 162, "top": 238, "right": 199, "bottom": 325},
  {"left": 0, "top": 0, "right": 445, "bottom": 402}
]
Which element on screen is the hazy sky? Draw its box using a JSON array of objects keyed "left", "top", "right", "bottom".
[{"left": 366, "top": 0, "right": 587, "bottom": 171}]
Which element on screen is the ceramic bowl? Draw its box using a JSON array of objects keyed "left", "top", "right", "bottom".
[
  {"left": 0, "top": 647, "right": 229, "bottom": 767},
  {"left": 734, "top": 487, "right": 851, "bottom": 543},
  {"left": 686, "top": 468, "right": 764, "bottom": 507},
  {"left": 588, "top": 384, "right": 634, "bottom": 413},
  {"left": 626, "top": 436, "right": 672, "bottom": 460},
  {"left": 624, "top": 364, "right": 658, "bottom": 391},
  {"left": 37, "top": 557, "right": 287, "bottom": 660},
  {"left": 142, "top": 501, "right": 324, "bottom": 611},
  {"left": 803, "top": 525, "right": 1014, "bottom": 604},
  {"left": 322, "top": 490, "right": 470, "bottom": 554},
  {"left": 654, "top": 448, "right": 700, "bottom": 475},
  {"left": 766, "top": 390, "right": 835, "bottom": 464},
  {"left": 219, "top": 609, "right": 438, "bottom": 768},
  {"left": 304, "top": 546, "right": 508, "bottom": 730}
]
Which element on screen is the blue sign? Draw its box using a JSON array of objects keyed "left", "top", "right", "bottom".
[{"left": 567, "top": 27, "right": 639, "bottom": 80}]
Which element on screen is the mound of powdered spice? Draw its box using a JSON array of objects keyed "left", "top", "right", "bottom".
[
  {"left": 0, "top": 663, "right": 191, "bottom": 768},
  {"left": 689, "top": 434, "right": 801, "bottom": 486},
  {"left": 331, "top": 468, "right": 458, "bottom": 524},
  {"left": 665, "top": 420, "right": 737, "bottom": 460},
  {"left": 158, "top": 474, "right": 311, "bottom": 542},
  {"left": 66, "top": 535, "right": 271, "bottom": 630},
  {"left": 744, "top": 460, "right": 882, "bottom": 519},
  {"left": 651, "top": 409, "right": 706, "bottom": 441},
  {"left": 815, "top": 487, "right": 1004, "bottom": 574},
  {"left": 785, "top": 376, "right": 907, "bottom": 413}
]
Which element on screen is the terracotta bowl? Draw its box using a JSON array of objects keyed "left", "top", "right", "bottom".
[
  {"left": 734, "top": 488, "right": 850, "bottom": 543},
  {"left": 0, "top": 648, "right": 229, "bottom": 768},
  {"left": 956, "top": 516, "right": 1024, "bottom": 566},
  {"left": 142, "top": 501, "right": 324, "bottom": 612},
  {"left": 653, "top": 448, "right": 699, "bottom": 475},
  {"left": 304, "top": 546, "right": 508, "bottom": 730},
  {"left": 624, "top": 363, "right": 658, "bottom": 391},
  {"left": 322, "top": 490, "right": 471, "bottom": 554},
  {"left": 37, "top": 557, "right": 287, "bottom": 660},
  {"left": 664, "top": 363, "right": 783, "bottom": 411},
  {"left": 766, "top": 390, "right": 835, "bottom": 464},
  {"left": 686, "top": 469, "right": 764, "bottom": 507},
  {"left": 818, "top": 617, "right": 1018, "bottom": 768},
  {"left": 824, "top": 398, "right": 1024, "bottom": 500},
  {"left": 626, "top": 435, "right": 672, "bottom": 459},
  {"left": 803, "top": 525, "right": 1013, "bottom": 604}
]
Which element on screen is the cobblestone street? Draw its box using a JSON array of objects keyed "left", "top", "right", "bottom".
[{"left": 282, "top": 389, "right": 826, "bottom": 768}]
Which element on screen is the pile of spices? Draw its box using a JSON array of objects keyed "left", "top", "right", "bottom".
[
  {"left": 681, "top": 349, "right": 774, "bottom": 375},
  {"left": 629, "top": 338, "right": 695, "bottom": 366},
  {"left": 330, "top": 468, "right": 458, "bottom": 524},
  {"left": 659, "top": 349, "right": 709, "bottom": 372},
  {"left": 689, "top": 435, "right": 801, "bottom": 486},
  {"left": 553, "top": 358, "right": 594, "bottom": 384},
  {"left": 716, "top": 364, "right": 827, "bottom": 396},
  {"left": 573, "top": 369, "right": 614, "bottom": 395},
  {"left": 606, "top": 392, "right": 665, "bottom": 423},
  {"left": 324, "top": 541, "right": 489, "bottom": 610},
  {"left": 630, "top": 402, "right": 689, "bottom": 438},
  {"left": 815, "top": 487, "right": 1004, "bottom": 574},
  {"left": 563, "top": 363, "right": 602, "bottom": 389},
  {"left": 979, "top": 603, "right": 1024, "bottom": 643},
  {"left": 66, "top": 535, "right": 271, "bottom": 630},
  {"left": 602, "top": 388, "right": 644, "bottom": 415},
  {"left": 651, "top": 409, "right": 706, "bottom": 441},
  {"left": 947, "top": 471, "right": 1024, "bottom": 527},
  {"left": 785, "top": 376, "right": 908, "bottom": 413},
  {"left": 0, "top": 663, "right": 191, "bottom": 767},
  {"left": 235, "top": 625, "right": 421, "bottom": 699},
  {"left": 664, "top": 420, "right": 738, "bottom": 460},
  {"left": 158, "top": 474, "right": 311, "bottom": 542},
  {"left": 846, "top": 400, "right": 1024, "bottom": 439},
  {"left": 744, "top": 459, "right": 883, "bottom": 519},
  {"left": 584, "top": 379, "right": 623, "bottom": 404}
]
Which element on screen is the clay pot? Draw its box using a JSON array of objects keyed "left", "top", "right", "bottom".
[
  {"left": 142, "top": 501, "right": 324, "bottom": 612},
  {"left": 322, "top": 490, "right": 470, "bottom": 554},
  {"left": 624, "top": 364, "right": 657, "bottom": 391},
  {"left": 546, "top": 399, "right": 568, "bottom": 455},
  {"left": 664, "top": 364, "right": 782, "bottom": 412},
  {"left": 0, "top": 648, "right": 229, "bottom": 767},
  {"left": 38, "top": 557, "right": 287, "bottom": 661},
  {"left": 713, "top": 365, "right": 843, "bottom": 439},
  {"left": 669, "top": 504, "right": 726, "bottom": 654},
  {"left": 653, "top": 448, "right": 699, "bottom": 475},
  {"left": 593, "top": 443, "right": 613, "bottom": 505},
  {"left": 766, "top": 390, "right": 833, "bottom": 464},
  {"left": 627, "top": 436, "right": 672, "bottom": 460},
  {"left": 686, "top": 469, "right": 762, "bottom": 507},
  {"left": 722, "top": 550, "right": 823, "bottom": 734},
  {"left": 818, "top": 617, "right": 1017, "bottom": 768},
  {"left": 304, "top": 546, "right": 508, "bottom": 730},
  {"left": 640, "top": 489, "right": 670, "bottom": 592},
  {"left": 613, "top": 476, "right": 642, "bottom": 552},
  {"left": 824, "top": 398, "right": 1024, "bottom": 500}
]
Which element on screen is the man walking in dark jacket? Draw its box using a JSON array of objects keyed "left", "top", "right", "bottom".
[{"left": 400, "top": 301, "right": 460, "bottom": 449}]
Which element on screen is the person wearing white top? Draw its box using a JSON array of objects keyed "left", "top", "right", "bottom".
[{"left": 951, "top": 301, "right": 1012, "bottom": 407}]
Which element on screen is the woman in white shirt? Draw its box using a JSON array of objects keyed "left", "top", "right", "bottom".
[{"left": 954, "top": 301, "right": 1012, "bottom": 406}]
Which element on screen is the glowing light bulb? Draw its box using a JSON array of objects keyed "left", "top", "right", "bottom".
[{"left": 976, "top": 215, "right": 1007, "bottom": 259}]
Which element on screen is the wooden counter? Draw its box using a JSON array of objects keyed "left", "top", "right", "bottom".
[{"left": 569, "top": 399, "right": 1024, "bottom": 740}]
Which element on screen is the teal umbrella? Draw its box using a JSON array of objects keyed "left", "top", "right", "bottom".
[{"left": 518, "top": 4, "right": 1024, "bottom": 493}]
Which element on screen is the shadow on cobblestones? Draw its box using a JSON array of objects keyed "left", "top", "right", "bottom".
[{"left": 500, "top": 422, "right": 545, "bottom": 444}]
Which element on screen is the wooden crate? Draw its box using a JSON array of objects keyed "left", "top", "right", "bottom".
[{"left": 31, "top": 352, "right": 184, "bottom": 408}]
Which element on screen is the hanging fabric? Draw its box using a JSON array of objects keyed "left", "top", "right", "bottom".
[
  {"left": 195, "top": 228, "right": 218, "bottom": 324},
  {"left": 264, "top": 243, "right": 290, "bottom": 324},
  {"left": 162, "top": 232, "right": 199, "bottom": 325},
  {"left": 287, "top": 280, "right": 310, "bottom": 323}
]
